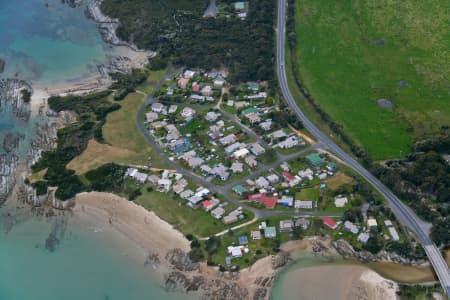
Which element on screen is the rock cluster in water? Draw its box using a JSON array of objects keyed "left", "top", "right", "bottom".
[{"left": 0, "top": 58, "right": 5, "bottom": 73}]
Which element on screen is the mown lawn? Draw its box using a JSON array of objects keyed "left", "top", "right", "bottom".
[{"left": 292, "top": 0, "right": 450, "bottom": 160}]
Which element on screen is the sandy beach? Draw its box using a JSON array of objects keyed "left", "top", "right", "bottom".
[
  {"left": 73, "top": 192, "right": 190, "bottom": 258},
  {"left": 30, "top": 46, "right": 153, "bottom": 115},
  {"left": 71, "top": 192, "right": 404, "bottom": 300}
]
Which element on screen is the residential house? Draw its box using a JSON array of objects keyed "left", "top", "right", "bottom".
[
  {"left": 178, "top": 78, "right": 189, "bottom": 89},
  {"left": 211, "top": 207, "right": 225, "bottom": 219},
  {"left": 251, "top": 230, "right": 261, "bottom": 240},
  {"left": 323, "top": 217, "right": 338, "bottom": 230},
  {"left": 227, "top": 246, "right": 243, "bottom": 258},
  {"left": 278, "top": 195, "right": 293, "bottom": 207},
  {"left": 306, "top": 153, "right": 325, "bottom": 167},
  {"left": 151, "top": 102, "right": 165, "bottom": 113},
  {"left": 201, "top": 85, "right": 213, "bottom": 96},
  {"left": 255, "top": 176, "right": 270, "bottom": 189},
  {"left": 245, "top": 155, "right": 258, "bottom": 168},
  {"left": 168, "top": 105, "right": 178, "bottom": 114},
  {"left": 200, "top": 164, "right": 212, "bottom": 175},
  {"left": 223, "top": 215, "right": 238, "bottom": 224},
  {"left": 294, "top": 200, "right": 313, "bottom": 209},
  {"left": 238, "top": 236, "right": 248, "bottom": 245},
  {"left": 246, "top": 113, "right": 261, "bottom": 125},
  {"left": 358, "top": 233, "right": 370, "bottom": 244},
  {"left": 157, "top": 179, "right": 172, "bottom": 192},
  {"left": 213, "top": 78, "right": 225, "bottom": 88},
  {"left": 187, "top": 157, "right": 204, "bottom": 169},
  {"left": 242, "top": 107, "right": 259, "bottom": 116},
  {"left": 187, "top": 195, "right": 204, "bottom": 208},
  {"left": 211, "top": 164, "right": 230, "bottom": 181},
  {"left": 249, "top": 143, "right": 265, "bottom": 156},
  {"left": 230, "top": 162, "right": 244, "bottom": 173},
  {"left": 248, "top": 193, "right": 277, "bottom": 209},
  {"left": 205, "top": 111, "right": 219, "bottom": 122},
  {"left": 278, "top": 136, "right": 300, "bottom": 149},
  {"left": 234, "top": 101, "right": 249, "bottom": 110},
  {"left": 267, "top": 174, "right": 279, "bottom": 184},
  {"left": 145, "top": 112, "right": 159, "bottom": 123},
  {"left": 367, "top": 218, "right": 378, "bottom": 228},
  {"left": 184, "top": 70, "right": 196, "bottom": 78},
  {"left": 264, "top": 226, "right": 277, "bottom": 238},
  {"left": 259, "top": 119, "right": 272, "bottom": 131},
  {"left": 225, "top": 142, "right": 245, "bottom": 155},
  {"left": 384, "top": 220, "right": 399, "bottom": 241},
  {"left": 219, "top": 134, "right": 237, "bottom": 146},
  {"left": 180, "top": 189, "right": 194, "bottom": 200},
  {"left": 147, "top": 175, "right": 159, "bottom": 186},
  {"left": 232, "top": 185, "right": 247, "bottom": 196},
  {"left": 279, "top": 220, "right": 294, "bottom": 232},
  {"left": 344, "top": 221, "right": 359, "bottom": 234},
  {"left": 181, "top": 107, "right": 196, "bottom": 119},
  {"left": 294, "top": 218, "right": 310, "bottom": 230},
  {"left": 334, "top": 196, "right": 348, "bottom": 208},
  {"left": 326, "top": 162, "right": 338, "bottom": 172},
  {"left": 244, "top": 92, "right": 267, "bottom": 100},
  {"left": 233, "top": 148, "right": 249, "bottom": 159},
  {"left": 202, "top": 198, "right": 220, "bottom": 212},
  {"left": 280, "top": 162, "right": 290, "bottom": 172},
  {"left": 268, "top": 129, "right": 288, "bottom": 140},
  {"left": 247, "top": 82, "right": 260, "bottom": 91},
  {"left": 125, "top": 168, "right": 148, "bottom": 183},
  {"left": 192, "top": 82, "right": 200, "bottom": 93}
]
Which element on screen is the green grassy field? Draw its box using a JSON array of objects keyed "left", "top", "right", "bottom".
[{"left": 292, "top": 0, "right": 450, "bottom": 160}]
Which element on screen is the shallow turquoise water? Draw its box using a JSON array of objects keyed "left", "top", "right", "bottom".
[
  {"left": 0, "top": 213, "right": 195, "bottom": 300},
  {"left": 0, "top": 1, "right": 196, "bottom": 299},
  {"left": 0, "top": 0, "right": 115, "bottom": 84}
]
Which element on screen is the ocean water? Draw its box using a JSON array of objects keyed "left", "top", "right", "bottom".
[
  {"left": 0, "top": 1, "right": 195, "bottom": 299},
  {"left": 0, "top": 212, "right": 195, "bottom": 300},
  {"left": 0, "top": 0, "right": 116, "bottom": 84}
]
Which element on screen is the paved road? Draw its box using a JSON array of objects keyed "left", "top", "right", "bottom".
[{"left": 276, "top": 0, "right": 450, "bottom": 294}]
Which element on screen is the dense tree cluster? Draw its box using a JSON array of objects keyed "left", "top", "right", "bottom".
[{"left": 101, "top": 0, "right": 276, "bottom": 83}]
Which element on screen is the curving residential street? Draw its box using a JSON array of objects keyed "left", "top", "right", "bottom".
[{"left": 276, "top": 0, "right": 450, "bottom": 294}]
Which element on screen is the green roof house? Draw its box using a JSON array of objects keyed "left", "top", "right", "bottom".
[
  {"left": 241, "top": 107, "right": 259, "bottom": 116},
  {"left": 326, "top": 162, "right": 337, "bottom": 172},
  {"left": 264, "top": 226, "right": 277, "bottom": 239},
  {"left": 306, "top": 153, "right": 324, "bottom": 167},
  {"left": 234, "top": 2, "right": 246, "bottom": 11},
  {"left": 233, "top": 185, "right": 247, "bottom": 196},
  {"left": 247, "top": 82, "right": 260, "bottom": 91}
]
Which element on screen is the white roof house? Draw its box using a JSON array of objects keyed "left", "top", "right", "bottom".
[
  {"left": 205, "top": 111, "right": 219, "bottom": 122},
  {"left": 151, "top": 102, "right": 165, "bottom": 113},
  {"left": 344, "top": 221, "right": 359, "bottom": 234},
  {"left": 367, "top": 218, "right": 378, "bottom": 228},
  {"left": 388, "top": 227, "right": 400, "bottom": 241},
  {"left": 249, "top": 143, "right": 266, "bottom": 156},
  {"left": 181, "top": 107, "right": 196, "bottom": 119},
  {"left": 255, "top": 176, "right": 270, "bottom": 189},
  {"left": 245, "top": 155, "right": 258, "bottom": 168},
  {"left": 334, "top": 196, "right": 348, "bottom": 208},
  {"left": 227, "top": 246, "right": 243, "bottom": 258},
  {"left": 145, "top": 112, "right": 159, "bottom": 123},
  {"left": 233, "top": 148, "right": 250, "bottom": 159},
  {"left": 294, "top": 200, "right": 313, "bottom": 209},
  {"left": 230, "top": 162, "right": 244, "bottom": 173},
  {"left": 157, "top": 179, "right": 172, "bottom": 192},
  {"left": 358, "top": 233, "right": 370, "bottom": 243},
  {"left": 184, "top": 70, "right": 196, "bottom": 78}
]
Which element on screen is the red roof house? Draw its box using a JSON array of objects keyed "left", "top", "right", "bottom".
[
  {"left": 192, "top": 82, "right": 200, "bottom": 93},
  {"left": 323, "top": 217, "right": 338, "bottom": 230},
  {"left": 248, "top": 194, "right": 277, "bottom": 209},
  {"left": 282, "top": 171, "right": 295, "bottom": 181},
  {"left": 202, "top": 200, "right": 212, "bottom": 208}
]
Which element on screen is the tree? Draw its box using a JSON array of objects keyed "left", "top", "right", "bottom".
[
  {"left": 188, "top": 248, "right": 204, "bottom": 262},
  {"left": 292, "top": 226, "right": 303, "bottom": 240}
]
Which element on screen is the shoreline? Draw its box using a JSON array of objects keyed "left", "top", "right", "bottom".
[{"left": 72, "top": 191, "right": 434, "bottom": 299}]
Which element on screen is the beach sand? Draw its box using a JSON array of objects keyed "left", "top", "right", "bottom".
[
  {"left": 72, "top": 192, "right": 406, "bottom": 300},
  {"left": 276, "top": 264, "right": 398, "bottom": 300},
  {"left": 73, "top": 192, "right": 190, "bottom": 258}
]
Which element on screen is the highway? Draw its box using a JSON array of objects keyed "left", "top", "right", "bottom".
[{"left": 276, "top": 0, "right": 450, "bottom": 294}]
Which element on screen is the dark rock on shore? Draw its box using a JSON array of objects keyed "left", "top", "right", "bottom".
[
  {"left": 0, "top": 58, "right": 5, "bottom": 73},
  {"left": 165, "top": 248, "right": 199, "bottom": 271},
  {"left": 61, "top": 0, "right": 83, "bottom": 8}
]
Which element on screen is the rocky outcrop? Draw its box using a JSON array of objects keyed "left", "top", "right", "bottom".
[
  {"left": 332, "top": 239, "right": 427, "bottom": 265},
  {"left": 85, "top": 0, "right": 139, "bottom": 50},
  {"left": 165, "top": 248, "right": 199, "bottom": 271},
  {"left": 0, "top": 58, "right": 5, "bottom": 73},
  {"left": 271, "top": 251, "right": 290, "bottom": 269},
  {"left": 61, "top": 0, "right": 83, "bottom": 8}
]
